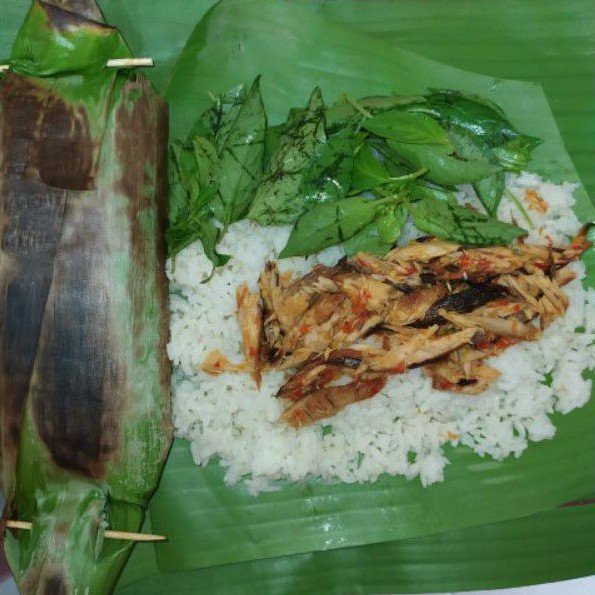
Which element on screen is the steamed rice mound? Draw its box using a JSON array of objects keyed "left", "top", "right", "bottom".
[{"left": 167, "top": 173, "right": 595, "bottom": 495}]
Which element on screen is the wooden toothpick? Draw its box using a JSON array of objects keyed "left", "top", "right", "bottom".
[
  {"left": 5, "top": 520, "right": 167, "bottom": 543},
  {"left": 0, "top": 58, "right": 153, "bottom": 73}
]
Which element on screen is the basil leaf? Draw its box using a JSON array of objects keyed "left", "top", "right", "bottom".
[
  {"left": 351, "top": 143, "right": 393, "bottom": 192},
  {"left": 248, "top": 87, "right": 326, "bottom": 225},
  {"left": 166, "top": 183, "right": 229, "bottom": 265},
  {"left": 326, "top": 94, "right": 426, "bottom": 133},
  {"left": 493, "top": 135, "right": 542, "bottom": 171},
  {"left": 387, "top": 140, "right": 501, "bottom": 185},
  {"left": 299, "top": 126, "right": 357, "bottom": 208},
  {"left": 410, "top": 197, "right": 527, "bottom": 246},
  {"left": 363, "top": 110, "right": 453, "bottom": 146},
  {"left": 377, "top": 203, "right": 408, "bottom": 244},
  {"left": 280, "top": 196, "right": 383, "bottom": 258},
  {"left": 419, "top": 89, "right": 519, "bottom": 146},
  {"left": 210, "top": 77, "right": 266, "bottom": 225},
  {"left": 168, "top": 139, "right": 218, "bottom": 225},
  {"left": 343, "top": 221, "right": 392, "bottom": 256},
  {"left": 447, "top": 129, "right": 505, "bottom": 216},
  {"left": 408, "top": 181, "right": 457, "bottom": 204},
  {"left": 167, "top": 138, "right": 227, "bottom": 265},
  {"left": 474, "top": 172, "right": 506, "bottom": 216}
]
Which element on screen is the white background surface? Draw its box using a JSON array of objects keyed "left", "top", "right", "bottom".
[{"left": 3, "top": 576, "right": 595, "bottom": 594}]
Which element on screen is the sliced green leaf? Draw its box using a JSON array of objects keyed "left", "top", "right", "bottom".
[
  {"left": 248, "top": 87, "right": 326, "bottom": 225},
  {"left": 363, "top": 110, "right": 453, "bottom": 146},
  {"left": 410, "top": 196, "right": 527, "bottom": 245}
]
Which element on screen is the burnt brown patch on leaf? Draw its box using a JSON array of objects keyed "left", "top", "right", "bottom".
[
  {"left": 115, "top": 78, "right": 171, "bottom": 394},
  {"left": 43, "top": 573, "right": 68, "bottom": 595},
  {"left": 30, "top": 200, "right": 122, "bottom": 479},
  {"left": 0, "top": 75, "right": 67, "bottom": 492},
  {"left": 41, "top": 1, "right": 107, "bottom": 30},
  {"left": 36, "top": 98, "right": 95, "bottom": 190}
]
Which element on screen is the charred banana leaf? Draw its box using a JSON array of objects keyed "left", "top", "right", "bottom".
[{"left": 0, "top": 2, "right": 171, "bottom": 594}]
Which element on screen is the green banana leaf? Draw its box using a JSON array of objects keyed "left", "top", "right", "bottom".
[
  {"left": 117, "top": 502, "right": 595, "bottom": 595},
  {"left": 132, "top": 0, "right": 595, "bottom": 572},
  {"left": 1, "top": 2, "right": 171, "bottom": 593},
  {"left": 2, "top": 0, "right": 594, "bottom": 593}
]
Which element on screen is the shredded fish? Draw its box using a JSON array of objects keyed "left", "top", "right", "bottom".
[{"left": 201, "top": 229, "right": 591, "bottom": 427}]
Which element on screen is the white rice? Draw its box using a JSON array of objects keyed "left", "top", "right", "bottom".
[{"left": 167, "top": 173, "right": 595, "bottom": 495}]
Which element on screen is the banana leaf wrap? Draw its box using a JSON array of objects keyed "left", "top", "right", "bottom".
[{"left": 0, "top": 2, "right": 171, "bottom": 594}]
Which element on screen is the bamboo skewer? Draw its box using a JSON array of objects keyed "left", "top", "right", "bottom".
[
  {"left": 5, "top": 520, "right": 167, "bottom": 542},
  {"left": 0, "top": 58, "right": 153, "bottom": 72},
  {"left": 106, "top": 58, "right": 154, "bottom": 68}
]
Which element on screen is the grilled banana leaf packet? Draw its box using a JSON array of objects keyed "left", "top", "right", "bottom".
[{"left": 0, "top": 2, "right": 172, "bottom": 594}]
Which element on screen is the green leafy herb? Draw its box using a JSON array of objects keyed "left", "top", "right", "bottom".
[
  {"left": 326, "top": 94, "right": 426, "bottom": 133},
  {"left": 248, "top": 87, "right": 326, "bottom": 225},
  {"left": 280, "top": 195, "right": 398, "bottom": 258},
  {"left": 363, "top": 110, "right": 453, "bottom": 146},
  {"left": 410, "top": 197, "right": 527, "bottom": 245},
  {"left": 351, "top": 143, "right": 393, "bottom": 192},
  {"left": 299, "top": 126, "right": 358, "bottom": 208},
  {"left": 388, "top": 140, "right": 501, "bottom": 186},
  {"left": 264, "top": 123, "right": 284, "bottom": 168},
  {"left": 342, "top": 221, "right": 391, "bottom": 256},
  {"left": 209, "top": 77, "right": 266, "bottom": 225},
  {"left": 166, "top": 141, "right": 227, "bottom": 265},
  {"left": 377, "top": 202, "right": 408, "bottom": 244},
  {"left": 494, "top": 135, "right": 542, "bottom": 171},
  {"left": 408, "top": 181, "right": 458, "bottom": 204},
  {"left": 447, "top": 129, "right": 505, "bottom": 215},
  {"left": 418, "top": 89, "right": 519, "bottom": 146}
]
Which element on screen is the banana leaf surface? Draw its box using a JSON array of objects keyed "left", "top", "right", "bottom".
[
  {"left": 147, "top": 0, "right": 595, "bottom": 571},
  {"left": 2, "top": 0, "right": 594, "bottom": 593},
  {"left": 117, "top": 502, "right": 595, "bottom": 595}
]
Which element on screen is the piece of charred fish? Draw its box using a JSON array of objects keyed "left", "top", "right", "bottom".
[
  {"left": 236, "top": 284, "right": 263, "bottom": 385},
  {"left": 417, "top": 284, "right": 507, "bottom": 327},
  {"left": 280, "top": 374, "right": 388, "bottom": 428},
  {"left": 384, "top": 285, "right": 447, "bottom": 328},
  {"left": 497, "top": 268, "right": 569, "bottom": 328},
  {"left": 385, "top": 237, "right": 460, "bottom": 263},
  {"left": 425, "top": 357, "right": 500, "bottom": 395},
  {"left": 277, "top": 360, "right": 354, "bottom": 402},
  {"left": 428, "top": 246, "right": 525, "bottom": 281},
  {"left": 349, "top": 252, "right": 423, "bottom": 287}
]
